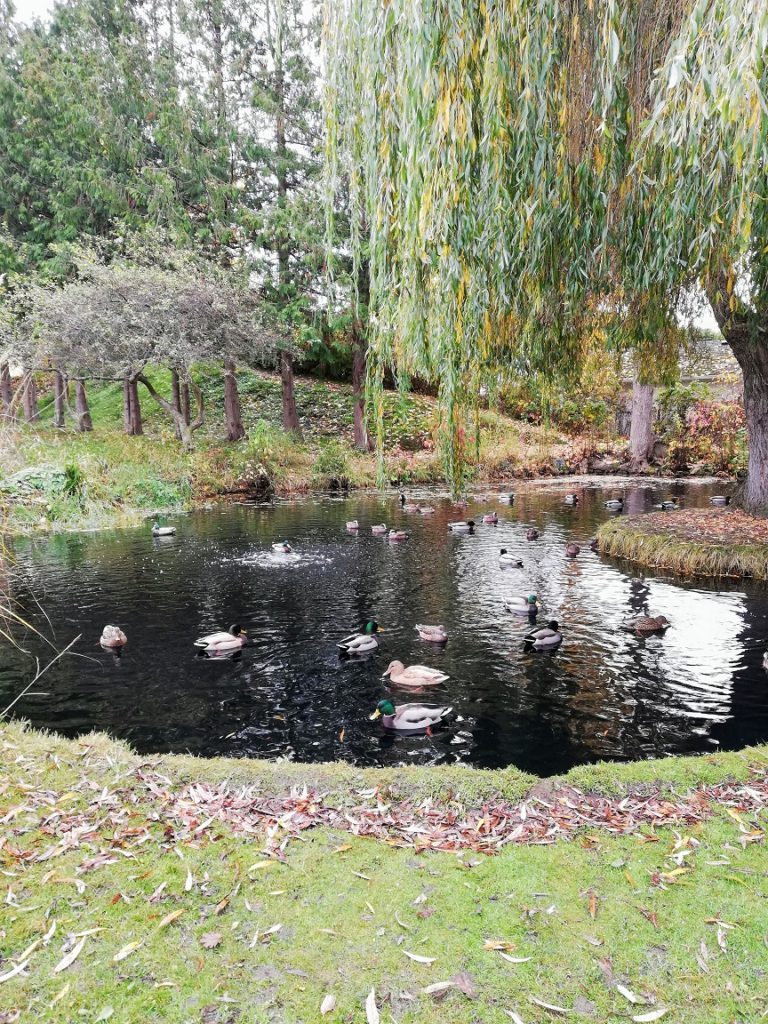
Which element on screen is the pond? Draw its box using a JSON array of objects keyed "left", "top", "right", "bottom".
[{"left": 2, "top": 478, "right": 767, "bottom": 775}]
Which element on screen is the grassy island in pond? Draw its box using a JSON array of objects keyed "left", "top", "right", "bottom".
[
  {"left": 597, "top": 508, "right": 768, "bottom": 579},
  {"left": 1, "top": 723, "right": 767, "bottom": 1023}
]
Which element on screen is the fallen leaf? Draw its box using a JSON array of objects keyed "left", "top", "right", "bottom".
[
  {"left": 365, "top": 987, "right": 379, "bottom": 1024},
  {"left": 53, "top": 936, "right": 86, "bottom": 974},
  {"left": 320, "top": 994, "right": 336, "bottom": 1015},
  {"left": 588, "top": 892, "right": 597, "bottom": 920},
  {"left": 0, "top": 960, "right": 29, "bottom": 983},
  {"left": 573, "top": 995, "right": 597, "bottom": 1016},
  {"left": 352, "top": 872, "right": 372, "bottom": 881},
  {"left": 95, "top": 1008, "right": 114, "bottom": 1022},
  {"left": 333, "top": 845, "right": 353, "bottom": 854},
  {"left": 247, "top": 861, "right": 275, "bottom": 872},
  {"left": 185, "top": 870, "right": 194, "bottom": 892},
  {"left": 113, "top": 941, "right": 143, "bottom": 962},
  {"left": 583, "top": 935, "right": 603, "bottom": 947},
  {"left": 49, "top": 982, "right": 70, "bottom": 1007},
  {"left": 422, "top": 981, "right": 455, "bottom": 995},
  {"left": 529, "top": 996, "right": 572, "bottom": 1014},
  {"left": 632, "top": 1012, "right": 668, "bottom": 1022},
  {"left": 484, "top": 939, "right": 515, "bottom": 952},
  {"left": 200, "top": 932, "right": 221, "bottom": 949},
  {"left": 505, "top": 1013, "right": 526, "bottom": 1024},
  {"left": 404, "top": 951, "right": 436, "bottom": 964},
  {"left": 158, "top": 909, "right": 184, "bottom": 929},
  {"left": 453, "top": 971, "right": 477, "bottom": 998},
  {"left": 616, "top": 985, "right": 643, "bottom": 1004},
  {"left": 499, "top": 953, "right": 532, "bottom": 964}
]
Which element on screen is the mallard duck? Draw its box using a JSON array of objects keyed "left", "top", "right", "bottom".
[
  {"left": 653, "top": 500, "right": 679, "bottom": 511},
  {"left": 403, "top": 502, "right": 421, "bottom": 512},
  {"left": 524, "top": 620, "right": 562, "bottom": 649},
  {"left": 624, "top": 614, "right": 670, "bottom": 634},
  {"left": 526, "top": 528, "right": 539, "bottom": 540},
  {"left": 415, "top": 623, "right": 448, "bottom": 643},
  {"left": 763, "top": 651, "right": 768, "bottom": 671},
  {"left": 388, "top": 529, "right": 408, "bottom": 541},
  {"left": 194, "top": 624, "right": 247, "bottom": 653},
  {"left": 346, "top": 520, "right": 359, "bottom": 530},
  {"left": 564, "top": 494, "right": 579, "bottom": 505},
  {"left": 482, "top": 512, "right": 498, "bottom": 524},
  {"left": 369, "top": 699, "right": 453, "bottom": 732},
  {"left": 604, "top": 498, "right": 624, "bottom": 511},
  {"left": 499, "top": 549, "right": 523, "bottom": 567},
  {"left": 272, "top": 540, "right": 292, "bottom": 553},
  {"left": 152, "top": 523, "right": 176, "bottom": 536},
  {"left": 448, "top": 520, "right": 475, "bottom": 532},
  {"left": 100, "top": 625, "right": 127, "bottom": 648},
  {"left": 337, "top": 620, "right": 382, "bottom": 654},
  {"left": 497, "top": 493, "right": 514, "bottom": 503},
  {"left": 382, "top": 660, "right": 449, "bottom": 687},
  {"left": 399, "top": 491, "right": 406, "bottom": 506},
  {"left": 589, "top": 538, "right": 599, "bottom": 551},
  {"left": 371, "top": 523, "right": 388, "bottom": 534},
  {"left": 710, "top": 495, "right": 731, "bottom": 506},
  {"left": 418, "top": 505, "right": 436, "bottom": 514},
  {"left": 504, "top": 594, "right": 539, "bottom": 614},
  {"left": 565, "top": 542, "right": 580, "bottom": 557}
]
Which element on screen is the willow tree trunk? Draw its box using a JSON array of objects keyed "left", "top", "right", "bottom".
[
  {"left": 707, "top": 276, "right": 768, "bottom": 514},
  {"left": 123, "top": 375, "right": 143, "bottom": 435},
  {"left": 628, "top": 381, "right": 655, "bottom": 471},
  {"left": 223, "top": 357, "right": 246, "bottom": 441},
  {"left": 53, "top": 370, "right": 66, "bottom": 428},
  {"left": 171, "top": 369, "right": 183, "bottom": 439},
  {"left": 21, "top": 369, "right": 38, "bottom": 423},
  {"left": 1, "top": 362, "right": 14, "bottom": 418},
  {"left": 137, "top": 373, "right": 204, "bottom": 447},
  {"left": 74, "top": 380, "right": 93, "bottom": 432},
  {"left": 181, "top": 381, "right": 190, "bottom": 426}
]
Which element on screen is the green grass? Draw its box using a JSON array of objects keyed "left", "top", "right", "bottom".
[{"left": 1, "top": 723, "right": 767, "bottom": 1023}]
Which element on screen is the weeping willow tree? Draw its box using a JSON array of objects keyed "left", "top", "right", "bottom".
[{"left": 324, "top": 0, "right": 768, "bottom": 509}]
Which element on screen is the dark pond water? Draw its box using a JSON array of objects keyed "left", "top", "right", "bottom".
[{"left": 2, "top": 478, "right": 768, "bottom": 775}]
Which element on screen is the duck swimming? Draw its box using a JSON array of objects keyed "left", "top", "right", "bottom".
[
  {"left": 710, "top": 495, "right": 731, "bottom": 506},
  {"left": 100, "top": 625, "right": 127, "bottom": 648},
  {"left": 653, "top": 500, "right": 679, "bottom": 511},
  {"left": 524, "top": 620, "right": 562, "bottom": 649},
  {"left": 371, "top": 523, "right": 388, "bottom": 534},
  {"left": 448, "top": 520, "right": 475, "bottom": 532},
  {"left": 272, "top": 540, "right": 293, "bottom": 553},
  {"left": 497, "top": 493, "right": 514, "bottom": 503},
  {"left": 499, "top": 549, "right": 523, "bottom": 567},
  {"left": 564, "top": 494, "right": 579, "bottom": 505},
  {"left": 346, "top": 520, "right": 359, "bottom": 530},
  {"left": 415, "top": 623, "right": 448, "bottom": 643},
  {"left": 369, "top": 699, "right": 452, "bottom": 732},
  {"left": 565, "top": 542, "right": 580, "bottom": 557},
  {"left": 382, "top": 660, "right": 449, "bottom": 687},
  {"left": 418, "top": 506, "right": 436, "bottom": 514},
  {"left": 604, "top": 498, "right": 624, "bottom": 511},
  {"left": 624, "top": 614, "right": 670, "bottom": 634},
  {"left": 504, "top": 594, "right": 539, "bottom": 614},
  {"left": 388, "top": 529, "right": 408, "bottom": 541},
  {"left": 152, "top": 523, "right": 176, "bottom": 536},
  {"left": 526, "top": 528, "right": 540, "bottom": 540},
  {"left": 194, "top": 624, "right": 248, "bottom": 653},
  {"left": 482, "top": 512, "right": 498, "bottom": 525},
  {"left": 337, "top": 620, "right": 382, "bottom": 654}
]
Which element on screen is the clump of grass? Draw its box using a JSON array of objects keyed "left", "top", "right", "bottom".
[{"left": 597, "top": 517, "right": 768, "bottom": 579}]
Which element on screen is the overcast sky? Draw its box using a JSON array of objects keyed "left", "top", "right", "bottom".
[{"left": 14, "top": 0, "right": 54, "bottom": 22}]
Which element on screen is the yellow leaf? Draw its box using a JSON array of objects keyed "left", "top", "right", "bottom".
[
  {"left": 113, "top": 941, "right": 143, "bottom": 962},
  {"left": 157, "top": 909, "right": 184, "bottom": 929}
]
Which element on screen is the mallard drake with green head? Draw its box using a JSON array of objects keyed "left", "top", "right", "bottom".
[
  {"left": 505, "top": 594, "right": 539, "bottom": 614},
  {"left": 369, "top": 699, "right": 452, "bottom": 732},
  {"left": 524, "top": 620, "right": 562, "bottom": 649},
  {"left": 337, "top": 620, "right": 382, "bottom": 654},
  {"left": 499, "top": 549, "right": 523, "bottom": 566},
  {"left": 194, "top": 624, "right": 248, "bottom": 653}
]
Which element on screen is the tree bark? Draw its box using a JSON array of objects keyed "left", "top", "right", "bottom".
[
  {"left": 171, "top": 368, "right": 182, "bottom": 439},
  {"left": 52, "top": 370, "right": 66, "bottom": 428},
  {"left": 628, "top": 380, "right": 655, "bottom": 471},
  {"left": 137, "top": 372, "right": 204, "bottom": 446},
  {"left": 280, "top": 350, "right": 302, "bottom": 436},
  {"left": 1, "top": 361, "right": 14, "bottom": 419},
  {"left": 21, "top": 369, "right": 38, "bottom": 423},
  {"left": 223, "top": 356, "right": 246, "bottom": 441},
  {"left": 72, "top": 380, "right": 92, "bottom": 432},
  {"left": 181, "top": 381, "right": 190, "bottom": 425},
  {"left": 123, "top": 374, "right": 143, "bottom": 435},
  {"left": 707, "top": 273, "right": 768, "bottom": 513},
  {"left": 351, "top": 259, "right": 371, "bottom": 450}
]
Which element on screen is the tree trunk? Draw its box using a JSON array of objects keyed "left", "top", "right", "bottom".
[
  {"left": 74, "top": 380, "right": 93, "bottom": 432},
  {"left": 52, "top": 370, "right": 66, "bottom": 428},
  {"left": 137, "top": 372, "right": 204, "bottom": 447},
  {"left": 1, "top": 361, "right": 14, "bottom": 418},
  {"left": 280, "top": 351, "right": 302, "bottom": 436},
  {"left": 181, "top": 381, "right": 190, "bottom": 425},
  {"left": 171, "top": 368, "right": 182, "bottom": 439},
  {"left": 223, "top": 356, "right": 246, "bottom": 441},
  {"left": 123, "top": 374, "right": 143, "bottom": 435},
  {"left": 21, "top": 369, "right": 38, "bottom": 423},
  {"left": 628, "top": 380, "right": 655, "bottom": 471},
  {"left": 351, "top": 259, "right": 371, "bottom": 450}
]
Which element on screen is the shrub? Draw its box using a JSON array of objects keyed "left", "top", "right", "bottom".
[
  {"left": 312, "top": 440, "right": 351, "bottom": 488},
  {"left": 665, "top": 399, "right": 747, "bottom": 475}
]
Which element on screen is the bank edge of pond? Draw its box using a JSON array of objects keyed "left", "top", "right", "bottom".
[
  {"left": 596, "top": 508, "right": 768, "bottom": 579},
  {"left": 5, "top": 720, "right": 768, "bottom": 807}
]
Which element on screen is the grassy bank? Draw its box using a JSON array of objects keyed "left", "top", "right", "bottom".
[
  {"left": 1, "top": 721, "right": 767, "bottom": 1023},
  {"left": 0, "top": 367, "right": 625, "bottom": 535},
  {"left": 597, "top": 508, "right": 768, "bottom": 579}
]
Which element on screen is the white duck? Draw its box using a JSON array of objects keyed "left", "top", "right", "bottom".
[
  {"left": 382, "top": 660, "right": 449, "bottom": 687},
  {"left": 194, "top": 624, "right": 248, "bottom": 653}
]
